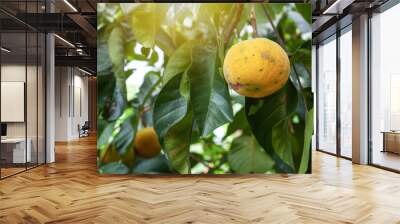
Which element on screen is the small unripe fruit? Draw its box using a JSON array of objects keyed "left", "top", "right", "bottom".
[
  {"left": 223, "top": 38, "right": 290, "bottom": 98},
  {"left": 134, "top": 127, "right": 161, "bottom": 158}
]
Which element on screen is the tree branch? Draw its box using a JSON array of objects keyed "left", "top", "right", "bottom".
[
  {"left": 292, "top": 64, "right": 309, "bottom": 113},
  {"left": 250, "top": 5, "right": 258, "bottom": 38},
  {"left": 261, "top": 4, "right": 310, "bottom": 115},
  {"left": 261, "top": 4, "right": 285, "bottom": 47},
  {"left": 224, "top": 4, "right": 244, "bottom": 44},
  {"left": 190, "top": 154, "right": 214, "bottom": 171}
]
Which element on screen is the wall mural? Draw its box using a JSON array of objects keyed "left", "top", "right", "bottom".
[{"left": 97, "top": 3, "right": 313, "bottom": 174}]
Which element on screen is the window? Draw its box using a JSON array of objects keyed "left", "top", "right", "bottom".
[
  {"left": 317, "top": 36, "right": 337, "bottom": 154},
  {"left": 370, "top": 3, "right": 400, "bottom": 171},
  {"left": 339, "top": 27, "right": 352, "bottom": 158}
]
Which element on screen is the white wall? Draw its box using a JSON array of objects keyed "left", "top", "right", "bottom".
[{"left": 54, "top": 66, "right": 89, "bottom": 141}]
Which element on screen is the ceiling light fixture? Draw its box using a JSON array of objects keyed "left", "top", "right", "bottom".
[
  {"left": 322, "top": 0, "right": 342, "bottom": 15},
  {"left": 1, "top": 47, "right": 11, "bottom": 53},
  {"left": 78, "top": 67, "right": 93, "bottom": 76},
  {"left": 322, "top": 0, "right": 355, "bottom": 15},
  {"left": 54, "top": 34, "right": 75, "bottom": 48},
  {"left": 63, "top": 0, "right": 78, "bottom": 12}
]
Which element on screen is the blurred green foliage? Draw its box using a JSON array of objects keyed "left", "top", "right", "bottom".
[{"left": 97, "top": 3, "right": 313, "bottom": 174}]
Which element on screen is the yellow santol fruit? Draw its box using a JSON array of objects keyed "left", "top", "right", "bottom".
[
  {"left": 223, "top": 38, "right": 290, "bottom": 98},
  {"left": 134, "top": 127, "right": 161, "bottom": 159}
]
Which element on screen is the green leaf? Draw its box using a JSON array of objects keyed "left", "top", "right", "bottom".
[
  {"left": 108, "top": 27, "right": 125, "bottom": 73},
  {"left": 104, "top": 78, "right": 126, "bottom": 121},
  {"left": 299, "top": 108, "right": 314, "bottom": 173},
  {"left": 97, "top": 41, "right": 113, "bottom": 76},
  {"left": 245, "top": 81, "right": 298, "bottom": 172},
  {"left": 164, "top": 110, "right": 193, "bottom": 174},
  {"left": 293, "top": 63, "right": 311, "bottom": 89},
  {"left": 149, "top": 49, "right": 159, "bottom": 66},
  {"left": 271, "top": 120, "right": 298, "bottom": 170},
  {"left": 140, "top": 46, "right": 151, "bottom": 57},
  {"left": 112, "top": 109, "right": 138, "bottom": 156},
  {"left": 163, "top": 42, "right": 192, "bottom": 86},
  {"left": 295, "top": 4, "right": 311, "bottom": 24},
  {"left": 153, "top": 74, "right": 188, "bottom": 139},
  {"left": 133, "top": 154, "right": 172, "bottom": 174},
  {"left": 99, "top": 162, "right": 129, "bottom": 174},
  {"left": 228, "top": 136, "right": 274, "bottom": 174},
  {"left": 97, "top": 72, "right": 115, "bottom": 116},
  {"left": 130, "top": 4, "right": 167, "bottom": 48},
  {"left": 224, "top": 107, "right": 251, "bottom": 139},
  {"left": 137, "top": 71, "right": 160, "bottom": 105},
  {"left": 97, "top": 122, "right": 114, "bottom": 152},
  {"left": 189, "top": 45, "right": 233, "bottom": 136}
]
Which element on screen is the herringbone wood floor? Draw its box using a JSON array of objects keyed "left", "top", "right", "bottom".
[{"left": 1, "top": 136, "right": 400, "bottom": 224}]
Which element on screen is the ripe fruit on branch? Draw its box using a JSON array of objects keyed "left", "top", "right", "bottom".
[
  {"left": 134, "top": 127, "right": 161, "bottom": 158},
  {"left": 223, "top": 38, "right": 290, "bottom": 98}
]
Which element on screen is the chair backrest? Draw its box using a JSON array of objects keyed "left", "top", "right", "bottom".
[{"left": 82, "top": 121, "right": 90, "bottom": 129}]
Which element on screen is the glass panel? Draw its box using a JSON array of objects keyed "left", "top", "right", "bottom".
[
  {"left": 371, "top": 4, "right": 400, "bottom": 171},
  {"left": 0, "top": 15, "right": 27, "bottom": 177},
  {"left": 339, "top": 28, "right": 352, "bottom": 158},
  {"left": 38, "top": 32, "right": 45, "bottom": 165},
  {"left": 317, "top": 36, "right": 337, "bottom": 154},
  {"left": 26, "top": 0, "right": 41, "bottom": 169},
  {"left": 27, "top": 30, "right": 38, "bottom": 169}
]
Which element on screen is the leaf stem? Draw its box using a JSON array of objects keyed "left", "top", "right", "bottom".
[
  {"left": 261, "top": 4, "right": 309, "bottom": 115},
  {"left": 224, "top": 4, "right": 244, "bottom": 44},
  {"left": 190, "top": 154, "right": 214, "bottom": 171},
  {"left": 261, "top": 4, "right": 285, "bottom": 47},
  {"left": 250, "top": 5, "right": 258, "bottom": 38},
  {"left": 141, "top": 77, "right": 162, "bottom": 108},
  {"left": 292, "top": 64, "right": 309, "bottom": 113}
]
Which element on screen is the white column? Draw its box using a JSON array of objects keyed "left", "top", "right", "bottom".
[
  {"left": 46, "top": 32, "right": 55, "bottom": 163},
  {"left": 352, "top": 14, "right": 369, "bottom": 164}
]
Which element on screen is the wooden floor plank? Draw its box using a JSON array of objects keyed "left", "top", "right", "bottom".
[{"left": 0, "top": 135, "right": 400, "bottom": 223}]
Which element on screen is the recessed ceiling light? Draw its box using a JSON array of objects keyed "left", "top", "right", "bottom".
[
  {"left": 78, "top": 67, "right": 92, "bottom": 76},
  {"left": 1, "top": 47, "right": 11, "bottom": 53},
  {"left": 63, "top": 0, "right": 78, "bottom": 12},
  {"left": 54, "top": 34, "right": 75, "bottom": 48}
]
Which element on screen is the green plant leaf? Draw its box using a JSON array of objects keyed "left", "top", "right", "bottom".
[
  {"left": 130, "top": 4, "right": 167, "bottom": 48},
  {"left": 163, "top": 42, "right": 192, "bottom": 86},
  {"left": 299, "top": 108, "right": 314, "bottom": 173},
  {"left": 271, "top": 119, "right": 298, "bottom": 170},
  {"left": 228, "top": 135, "right": 274, "bottom": 173},
  {"left": 112, "top": 108, "right": 138, "bottom": 156},
  {"left": 103, "top": 78, "right": 126, "bottom": 121},
  {"left": 137, "top": 71, "right": 160, "bottom": 105},
  {"left": 133, "top": 154, "right": 172, "bottom": 174},
  {"left": 245, "top": 81, "right": 298, "bottom": 172},
  {"left": 108, "top": 27, "right": 125, "bottom": 73},
  {"left": 164, "top": 110, "right": 193, "bottom": 174},
  {"left": 97, "top": 121, "right": 114, "bottom": 152},
  {"left": 189, "top": 45, "right": 233, "bottom": 136},
  {"left": 99, "top": 162, "right": 129, "bottom": 174},
  {"left": 97, "top": 72, "right": 115, "bottom": 116},
  {"left": 295, "top": 4, "right": 311, "bottom": 24},
  {"left": 97, "top": 41, "right": 113, "bottom": 76},
  {"left": 153, "top": 74, "right": 188, "bottom": 139},
  {"left": 224, "top": 107, "right": 251, "bottom": 139}
]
